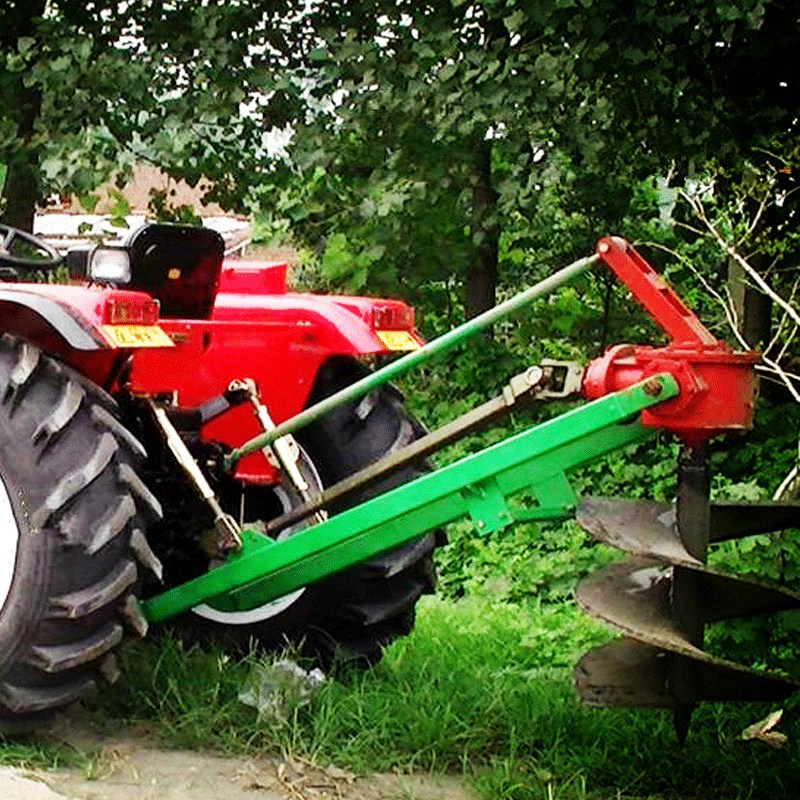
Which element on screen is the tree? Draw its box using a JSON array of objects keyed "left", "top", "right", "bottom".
[
  {"left": 0, "top": 1, "right": 302, "bottom": 230},
  {"left": 261, "top": 0, "right": 799, "bottom": 318},
  {"left": 260, "top": 0, "right": 582, "bottom": 317}
]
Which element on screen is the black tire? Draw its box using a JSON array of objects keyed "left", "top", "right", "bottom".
[
  {"left": 166, "top": 356, "right": 437, "bottom": 667},
  {"left": 0, "top": 336, "right": 161, "bottom": 733}
]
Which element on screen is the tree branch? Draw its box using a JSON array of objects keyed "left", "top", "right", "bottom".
[{"left": 680, "top": 189, "right": 800, "bottom": 330}]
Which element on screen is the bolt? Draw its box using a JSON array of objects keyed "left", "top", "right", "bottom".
[
  {"left": 597, "top": 241, "right": 610, "bottom": 253},
  {"left": 477, "top": 520, "right": 485, "bottom": 529},
  {"left": 643, "top": 378, "right": 663, "bottom": 396},
  {"left": 526, "top": 366, "right": 544, "bottom": 387}
]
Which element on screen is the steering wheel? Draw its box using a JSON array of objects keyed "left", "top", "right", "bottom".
[{"left": 0, "top": 224, "right": 62, "bottom": 271}]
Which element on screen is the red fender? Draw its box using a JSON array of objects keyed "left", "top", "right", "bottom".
[
  {"left": 213, "top": 259, "right": 421, "bottom": 357},
  {"left": 0, "top": 283, "right": 169, "bottom": 387}
]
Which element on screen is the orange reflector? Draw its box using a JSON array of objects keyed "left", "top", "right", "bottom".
[
  {"left": 375, "top": 330, "right": 421, "bottom": 351},
  {"left": 102, "top": 325, "right": 174, "bottom": 348}
]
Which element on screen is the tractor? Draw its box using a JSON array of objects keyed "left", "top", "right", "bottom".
[
  {"left": 0, "top": 222, "right": 435, "bottom": 732},
  {"left": 0, "top": 222, "right": 798, "bottom": 741}
]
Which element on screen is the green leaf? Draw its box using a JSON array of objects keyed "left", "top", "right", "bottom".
[
  {"left": 72, "top": 38, "right": 92, "bottom": 64},
  {"left": 77, "top": 193, "right": 100, "bottom": 213},
  {"left": 17, "top": 37, "right": 35, "bottom": 56},
  {"left": 51, "top": 55, "right": 71, "bottom": 71},
  {"left": 503, "top": 11, "right": 527, "bottom": 34},
  {"left": 107, "top": 189, "right": 132, "bottom": 222},
  {"left": 439, "top": 62, "right": 458, "bottom": 82},
  {"left": 321, "top": 233, "right": 353, "bottom": 280}
]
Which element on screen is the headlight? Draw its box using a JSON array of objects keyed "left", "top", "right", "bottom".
[{"left": 89, "top": 246, "right": 131, "bottom": 283}]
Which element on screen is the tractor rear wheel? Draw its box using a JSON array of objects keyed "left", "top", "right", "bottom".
[
  {"left": 168, "top": 356, "right": 437, "bottom": 667},
  {"left": 0, "top": 336, "right": 161, "bottom": 732}
]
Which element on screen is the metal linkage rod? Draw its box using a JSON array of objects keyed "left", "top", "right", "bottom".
[
  {"left": 264, "top": 363, "right": 561, "bottom": 535},
  {"left": 224, "top": 252, "right": 599, "bottom": 471}
]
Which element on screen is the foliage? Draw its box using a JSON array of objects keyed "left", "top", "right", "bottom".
[
  {"left": 254, "top": 0, "right": 799, "bottom": 318},
  {"left": 435, "top": 519, "right": 619, "bottom": 605},
  {"left": 0, "top": 1, "right": 306, "bottom": 227},
  {"left": 148, "top": 188, "right": 203, "bottom": 226}
]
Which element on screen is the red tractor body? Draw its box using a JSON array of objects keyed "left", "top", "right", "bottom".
[
  {"left": 131, "top": 260, "right": 421, "bottom": 483},
  {"left": 0, "top": 222, "right": 438, "bottom": 733},
  {"left": 0, "top": 226, "right": 422, "bottom": 485}
]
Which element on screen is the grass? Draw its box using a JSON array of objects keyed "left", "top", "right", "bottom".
[
  {"left": 74, "top": 595, "right": 800, "bottom": 800},
  {"left": 0, "top": 740, "right": 87, "bottom": 772}
]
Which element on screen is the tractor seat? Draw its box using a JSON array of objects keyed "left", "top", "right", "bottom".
[{"left": 126, "top": 224, "right": 224, "bottom": 319}]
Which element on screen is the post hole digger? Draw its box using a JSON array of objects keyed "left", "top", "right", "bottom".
[{"left": 0, "top": 223, "right": 795, "bottom": 741}]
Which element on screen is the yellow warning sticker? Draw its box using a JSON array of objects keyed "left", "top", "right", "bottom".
[
  {"left": 102, "top": 325, "right": 175, "bottom": 348},
  {"left": 375, "top": 330, "right": 421, "bottom": 351}
]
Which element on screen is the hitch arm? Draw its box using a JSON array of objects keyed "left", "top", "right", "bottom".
[
  {"left": 147, "top": 399, "right": 242, "bottom": 553},
  {"left": 140, "top": 374, "right": 678, "bottom": 624}
]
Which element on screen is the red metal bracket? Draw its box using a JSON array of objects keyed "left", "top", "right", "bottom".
[
  {"left": 582, "top": 238, "right": 758, "bottom": 445},
  {"left": 594, "top": 237, "right": 717, "bottom": 346}
]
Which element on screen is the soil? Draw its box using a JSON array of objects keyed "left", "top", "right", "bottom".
[{"left": 2, "top": 721, "right": 475, "bottom": 800}]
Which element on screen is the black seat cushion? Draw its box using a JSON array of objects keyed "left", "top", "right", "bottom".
[{"left": 126, "top": 224, "right": 224, "bottom": 319}]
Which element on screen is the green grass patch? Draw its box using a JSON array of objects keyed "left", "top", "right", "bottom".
[
  {"left": 89, "top": 596, "right": 800, "bottom": 799},
  {"left": 0, "top": 739, "right": 89, "bottom": 772}
]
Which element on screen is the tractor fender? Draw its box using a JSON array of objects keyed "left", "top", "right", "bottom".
[
  {"left": 0, "top": 290, "right": 106, "bottom": 351},
  {"left": 212, "top": 292, "right": 422, "bottom": 356}
]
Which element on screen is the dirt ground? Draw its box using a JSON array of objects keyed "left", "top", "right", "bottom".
[{"left": 2, "top": 723, "right": 475, "bottom": 800}]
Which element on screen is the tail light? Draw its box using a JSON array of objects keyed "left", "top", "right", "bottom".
[
  {"left": 104, "top": 296, "right": 160, "bottom": 325},
  {"left": 372, "top": 303, "right": 415, "bottom": 330}
]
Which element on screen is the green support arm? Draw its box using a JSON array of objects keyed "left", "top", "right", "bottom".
[{"left": 141, "top": 374, "right": 678, "bottom": 623}]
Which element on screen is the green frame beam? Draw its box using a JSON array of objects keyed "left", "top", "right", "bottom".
[{"left": 142, "top": 375, "right": 678, "bottom": 623}]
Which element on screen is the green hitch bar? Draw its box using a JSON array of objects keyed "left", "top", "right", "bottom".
[
  {"left": 142, "top": 374, "right": 677, "bottom": 624},
  {"left": 223, "top": 251, "right": 599, "bottom": 472}
]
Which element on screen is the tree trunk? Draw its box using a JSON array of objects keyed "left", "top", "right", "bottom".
[
  {"left": 466, "top": 139, "right": 499, "bottom": 319},
  {"left": 2, "top": 156, "right": 39, "bottom": 232},
  {"left": 727, "top": 255, "right": 773, "bottom": 349},
  {"left": 0, "top": 0, "right": 46, "bottom": 232}
]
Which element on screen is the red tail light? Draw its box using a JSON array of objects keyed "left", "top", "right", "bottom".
[
  {"left": 104, "top": 297, "right": 160, "bottom": 325},
  {"left": 372, "top": 303, "right": 415, "bottom": 330}
]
